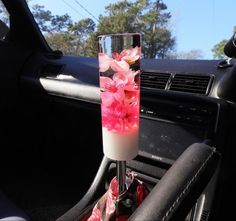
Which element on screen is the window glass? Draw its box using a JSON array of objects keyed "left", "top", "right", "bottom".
[
  {"left": 27, "top": 0, "right": 235, "bottom": 60},
  {"left": 0, "top": 0, "right": 9, "bottom": 40}
]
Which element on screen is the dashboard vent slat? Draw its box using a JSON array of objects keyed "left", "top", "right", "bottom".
[
  {"left": 200, "top": 210, "right": 210, "bottom": 221},
  {"left": 169, "top": 74, "right": 212, "bottom": 95},
  {"left": 141, "top": 72, "right": 213, "bottom": 96},
  {"left": 141, "top": 72, "right": 171, "bottom": 89}
]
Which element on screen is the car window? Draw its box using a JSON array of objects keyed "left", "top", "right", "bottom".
[
  {"left": 27, "top": 0, "right": 235, "bottom": 60},
  {"left": 0, "top": 0, "right": 9, "bottom": 40}
]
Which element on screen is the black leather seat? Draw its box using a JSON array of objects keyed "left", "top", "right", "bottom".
[{"left": 0, "top": 192, "right": 30, "bottom": 221}]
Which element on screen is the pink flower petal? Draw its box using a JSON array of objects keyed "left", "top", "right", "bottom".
[
  {"left": 87, "top": 207, "right": 101, "bottom": 221},
  {"left": 113, "top": 72, "right": 128, "bottom": 86},
  {"left": 101, "top": 91, "right": 115, "bottom": 106},
  {"left": 100, "top": 76, "right": 113, "bottom": 90},
  {"left": 110, "top": 60, "right": 129, "bottom": 72},
  {"left": 113, "top": 87, "right": 125, "bottom": 102},
  {"left": 98, "top": 52, "right": 111, "bottom": 72},
  {"left": 122, "top": 46, "right": 140, "bottom": 64}
]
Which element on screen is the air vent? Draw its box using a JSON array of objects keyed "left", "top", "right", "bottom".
[
  {"left": 169, "top": 74, "right": 212, "bottom": 95},
  {"left": 200, "top": 210, "right": 210, "bottom": 221},
  {"left": 141, "top": 72, "right": 171, "bottom": 89}
]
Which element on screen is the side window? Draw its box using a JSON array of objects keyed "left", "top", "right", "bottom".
[{"left": 0, "top": 0, "right": 9, "bottom": 40}]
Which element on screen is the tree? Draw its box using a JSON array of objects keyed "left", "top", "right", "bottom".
[
  {"left": 67, "top": 18, "right": 95, "bottom": 56},
  {"left": 87, "top": 0, "right": 175, "bottom": 58},
  {"left": 31, "top": 4, "right": 72, "bottom": 33},
  {"left": 212, "top": 26, "right": 236, "bottom": 59},
  {"left": 45, "top": 32, "right": 74, "bottom": 55},
  {"left": 31, "top": 4, "right": 53, "bottom": 33},
  {"left": 51, "top": 14, "right": 72, "bottom": 32},
  {"left": 30, "top": 4, "right": 75, "bottom": 54},
  {"left": 2, "top": 0, "right": 175, "bottom": 58},
  {"left": 211, "top": 40, "right": 228, "bottom": 59},
  {"left": 140, "top": 0, "right": 175, "bottom": 58}
]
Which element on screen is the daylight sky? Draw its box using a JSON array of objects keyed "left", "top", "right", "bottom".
[{"left": 30, "top": 0, "right": 236, "bottom": 59}]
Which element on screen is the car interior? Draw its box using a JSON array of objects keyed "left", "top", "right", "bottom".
[{"left": 0, "top": 0, "right": 234, "bottom": 221}]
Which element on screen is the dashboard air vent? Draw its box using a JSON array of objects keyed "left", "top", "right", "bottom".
[
  {"left": 200, "top": 210, "right": 210, "bottom": 221},
  {"left": 141, "top": 72, "right": 171, "bottom": 89},
  {"left": 169, "top": 74, "right": 212, "bottom": 95}
]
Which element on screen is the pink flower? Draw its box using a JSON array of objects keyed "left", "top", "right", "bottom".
[
  {"left": 100, "top": 76, "right": 125, "bottom": 106},
  {"left": 98, "top": 52, "right": 112, "bottom": 72},
  {"left": 136, "top": 184, "right": 149, "bottom": 206},
  {"left": 98, "top": 52, "right": 129, "bottom": 73},
  {"left": 100, "top": 70, "right": 140, "bottom": 133},
  {"left": 110, "top": 59, "right": 130, "bottom": 72},
  {"left": 113, "top": 70, "right": 140, "bottom": 92},
  {"left": 98, "top": 47, "right": 141, "bottom": 73},
  {"left": 87, "top": 207, "right": 101, "bottom": 221},
  {"left": 99, "top": 47, "right": 141, "bottom": 133},
  {"left": 111, "top": 46, "right": 140, "bottom": 71},
  {"left": 100, "top": 69, "right": 139, "bottom": 107},
  {"left": 120, "top": 46, "right": 140, "bottom": 65},
  {"left": 101, "top": 100, "right": 139, "bottom": 133},
  {"left": 105, "top": 177, "right": 118, "bottom": 215}
]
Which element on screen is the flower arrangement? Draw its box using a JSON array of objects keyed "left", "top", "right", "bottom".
[
  {"left": 99, "top": 46, "right": 141, "bottom": 135},
  {"left": 98, "top": 34, "right": 141, "bottom": 161}
]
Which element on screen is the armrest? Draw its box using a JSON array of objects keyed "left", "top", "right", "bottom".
[{"left": 129, "top": 143, "right": 220, "bottom": 221}]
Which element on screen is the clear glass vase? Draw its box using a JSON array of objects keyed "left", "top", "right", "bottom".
[{"left": 98, "top": 33, "right": 141, "bottom": 161}]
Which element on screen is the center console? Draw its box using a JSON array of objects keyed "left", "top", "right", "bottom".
[
  {"left": 134, "top": 94, "right": 225, "bottom": 220},
  {"left": 57, "top": 93, "right": 226, "bottom": 221}
]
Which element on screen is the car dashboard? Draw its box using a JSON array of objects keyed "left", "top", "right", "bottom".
[{"left": 18, "top": 53, "right": 235, "bottom": 220}]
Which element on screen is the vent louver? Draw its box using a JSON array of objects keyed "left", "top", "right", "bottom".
[
  {"left": 200, "top": 210, "right": 210, "bottom": 221},
  {"left": 169, "top": 74, "right": 212, "bottom": 95},
  {"left": 141, "top": 72, "right": 171, "bottom": 89}
]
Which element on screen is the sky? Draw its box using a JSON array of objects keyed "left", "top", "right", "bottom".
[{"left": 30, "top": 0, "right": 236, "bottom": 59}]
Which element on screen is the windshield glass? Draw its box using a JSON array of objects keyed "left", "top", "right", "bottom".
[{"left": 26, "top": 0, "right": 235, "bottom": 60}]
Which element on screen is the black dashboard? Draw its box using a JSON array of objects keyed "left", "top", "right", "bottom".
[
  {"left": 0, "top": 0, "right": 234, "bottom": 219},
  {"left": 19, "top": 54, "right": 235, "bottom": 221},
  {"left": 21, "top": 54, "right": 235, "bottom": 166},
  {"left": 0, "top": 43, "right": 233, "bottom": 220}
]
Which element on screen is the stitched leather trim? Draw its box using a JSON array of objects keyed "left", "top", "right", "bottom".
[{"left": 161, "top": 149, "right": 215, "bottom": 221}]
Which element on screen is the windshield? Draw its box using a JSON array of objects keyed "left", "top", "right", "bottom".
[{"left": 25, "top": 0, "right": 235, "bottom": 60}]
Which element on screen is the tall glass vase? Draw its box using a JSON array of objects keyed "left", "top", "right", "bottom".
[{"left": 98, "top": 33, "right": 141, "bottom": 196}]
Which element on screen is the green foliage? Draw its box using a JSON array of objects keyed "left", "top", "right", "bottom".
[
  {"left": 51, "top": 14, "right": 72, "bottom": 32},
  {"left": 88, "top": 0, "right": 175, "bottom": 58},
  {"left": 31, "top": 4, "right": 53, "bottom": 32},
  {"left": 45, "top": 18, "right": 95, "bottom": 56},
  {"left": 211, "top": 39, "right": 228, "bottom": 59},
  {"left": 68, "top": 18, "right": 95, "bottom": 37},
  {"left": 45, "top": 32, "right": 74, "bottom": 55},
  {"left": 31, "top": 4, "right": 72, "bottom": 33},
  {"left": 212, "top": 26, "right": 236, "bottom": 59},
  {"left": 1, "top": 0, "right": 175, "bottom": 58}
]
